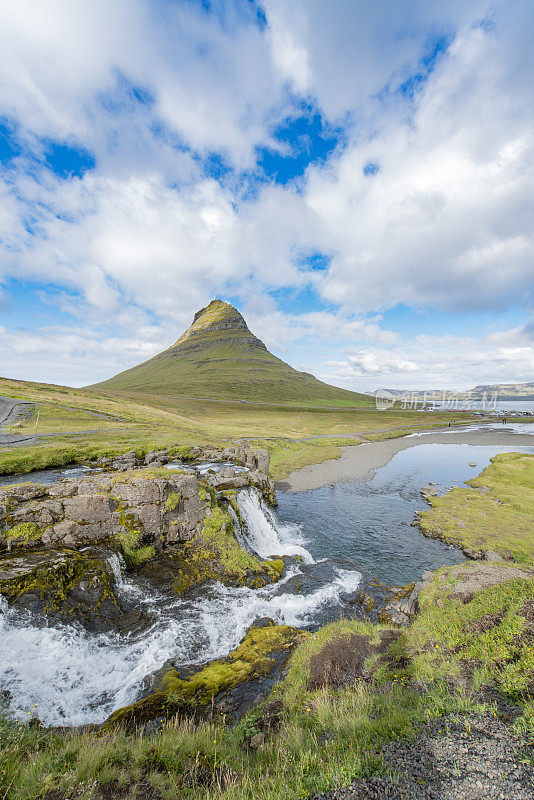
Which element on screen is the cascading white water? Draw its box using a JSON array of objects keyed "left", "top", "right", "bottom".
[
  {"left": 236, "top": 488, "right": 313, "bottom": 562},
  {"left": 0, "top": 489, "right": 361, "bottom": 727}
]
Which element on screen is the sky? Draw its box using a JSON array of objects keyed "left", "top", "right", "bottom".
[{"left": 0, "top": 0, "right": 533, "bottom": 393}]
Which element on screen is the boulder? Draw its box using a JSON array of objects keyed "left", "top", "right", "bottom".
[
  {"left": 1, "top": 484, "right": 48, "bottom": 503},
  {"left": 206, "top": 473, "right": 248, "bottom": 490},
  {"left": 420, "top": 485, "right": 438, "bottom": 498},
  {"left": 484, "top": 550, "right": 504, "bottom": 562},
  {"left": 77, "top": 478, "right": 112, "bottom": 495},
  {"left": 64, "top": 494, "right": 116, "bottom": 524},
  {"left": 112, "top": 478, "right": 167, "bottom": 505},
  {"left": 144, "top": 450, "right": 168, "bottom": 465},
  {"left": 0, "top": 547, "right": 141, "bottom": 633},
  {"left": 48, "top": 481, "right": 78, "bottom": 498}
]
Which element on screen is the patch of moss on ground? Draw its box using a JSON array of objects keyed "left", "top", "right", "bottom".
[
  {"left": 165, "top": 623, "right": 304, "bottom": 706},
  {"left": 419, "top": 452, "right": 534, "bottom": 561},
  {"left": 4, "top": 522, "right": 43, "bottom": 542}
]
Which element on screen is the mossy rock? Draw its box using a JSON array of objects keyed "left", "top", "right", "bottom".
[
  {"left": 170, "top": 506, "right": 285, "bottom": 596},
  {"left": 106, "top": 621, "right": 306, "bottom": 727},
  {"left": 0, "top": 547, "right": 139, "bottom": 632},
  {"left": 4, "top": 522, "right": 44, "bottom": 544}
]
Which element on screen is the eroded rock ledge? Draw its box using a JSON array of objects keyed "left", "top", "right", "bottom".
[{"left": 0, "top": 443, "right": 283, "bottom": 630}]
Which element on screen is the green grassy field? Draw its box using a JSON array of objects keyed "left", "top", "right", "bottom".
[
  {"left": 0, "top": 376, "right": 470, "bottom": 477},
  {"left": 419, "top": 453, "right": 534, "bottom": 561}
]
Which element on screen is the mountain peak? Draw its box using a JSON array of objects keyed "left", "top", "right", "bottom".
[
  {"left": 192, "top": 299, "right": 239, "bottom": 325},
  {"left": 174, "top": 299, "right": 259, "bottom": 349},
  {"left": 90, "top": 299, "right": 369, "bottom": 407}
]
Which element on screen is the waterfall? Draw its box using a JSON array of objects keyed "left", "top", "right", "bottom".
[
  {"left": 0, "top": 490, "right": 363, "bottom": 728},
  {"left": 105, "top": 552, "right": 127, "bottom": 586},
  {"left": 236, "top": 488, "right": 313, "bottom": 562}
]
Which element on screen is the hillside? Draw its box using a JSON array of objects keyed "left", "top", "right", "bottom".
[
  {"left": 470, "top": 381, "right": 534, "bottom": 399},
  {"left": 377, "top": 380, "right": 534, "bottom": 401},
  {"left": 90, "top": 300, "right": 371, "bottom": 406}
]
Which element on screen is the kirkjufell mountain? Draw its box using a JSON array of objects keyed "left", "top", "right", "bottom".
[{"left": 91, "top": 299, "right": 370, "bottom": 406}]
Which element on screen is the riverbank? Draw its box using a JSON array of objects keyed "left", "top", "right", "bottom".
[
  {"left": 1, "top": 447, "right": 534, "bottom": 798},
  {"left": 278, "top": 426, "right": 534, "bottom": 491}
]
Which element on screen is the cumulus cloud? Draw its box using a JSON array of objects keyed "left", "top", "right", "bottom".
[
  {"left": 0, "top": 0, "right": 533, "bottom": 388},
  {"left": 322, "top": 325, "right": 534, "bottom": 392}
]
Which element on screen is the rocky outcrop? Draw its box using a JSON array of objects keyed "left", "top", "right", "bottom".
[
  {"left": 380, "top": 560, "right": 534, "bottom": 626},
  {"left": 0, "top": 547, "right": 140, "bottom": 632},
  {"left": 87, "top": 442, "right": 276, "bottom": 502},
  {"left": 0, "top": 444, "right": 286, "bottom": 627},
  {"left": 105, "top": 619, "right": 306, "bottom": 727},
  {"left": 0, "top": 469, "right": 210, "bottom": 555}
]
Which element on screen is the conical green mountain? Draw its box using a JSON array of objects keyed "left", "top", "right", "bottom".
[{"left": 91, "top": 300, "right": 371, "bottom": 406}]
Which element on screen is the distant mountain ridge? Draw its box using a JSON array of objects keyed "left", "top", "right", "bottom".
[
  {"left": 90, "top": 300, "right": 371, "bottom": 407},
  {"left": 375, "top": 381, "right": 534, "bottom": 401}
]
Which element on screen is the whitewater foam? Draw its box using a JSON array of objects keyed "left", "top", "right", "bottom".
[{"left": 0, "top": 489, "right": 360, "bottom": 726}]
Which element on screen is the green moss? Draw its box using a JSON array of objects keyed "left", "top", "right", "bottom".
[
  {"left": 0, "top": 550, "right": 119, "bottom": 618},
  {"left": 164, "top": 491, "right": 180, "bottom": 512},
  {"left": 115, "top": 528, "right": 155, "bottom": 568},
  {"left": 170, "top": 503, "right": 285, "bottom": 596},
  {"left": 4, "top": 522, "right": 42, "bottom": 542},
  {"left": 261, "top": 558, "right": 285, "bottom": 578},
  {"left": 165, "top": 624, "right": 304, "bottom": 706},
  {"left": 107, "top": 623, "right": 304, "bottom": 726}
]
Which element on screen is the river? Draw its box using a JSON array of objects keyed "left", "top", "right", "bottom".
[{"left": 1, "top": 429, "right": 533, "bottom": 726}]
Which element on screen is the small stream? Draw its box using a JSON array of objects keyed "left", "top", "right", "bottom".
[{"left": 1, "top": 431, "right": 533, "bottom": 726}]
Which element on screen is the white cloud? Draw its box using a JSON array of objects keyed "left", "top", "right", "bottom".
[
  {"left": 322, "top": 325, "right": 534, "bottom": 392},
  {"left": 0, "top": 0, "right": 533, "bottom": 388}
]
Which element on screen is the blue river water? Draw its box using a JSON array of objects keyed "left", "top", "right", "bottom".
[{"left": 275, "top": 442, "right": 534, "bottom": 586}]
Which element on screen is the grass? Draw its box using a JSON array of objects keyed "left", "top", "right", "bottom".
[
  {"left": 419, "top": 452, "right": 534, "bottom": 561},
  {"left": 91, "top": 300, "right": 374, "bottom": 407},
  {"left": 410, "top": 569, "right": 534, "bottom": 696},
  {"left": 7, "top": 401, "right": 129, "bottom": 434},
  {"left": 0, "top": 376, "right": 473, "bottom": 478},
  {"left": 4, "top": 573, "right": 528, "bottom": 800}
]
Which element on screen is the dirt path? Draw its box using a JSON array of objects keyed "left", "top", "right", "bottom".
[{"left": 0, "top": 397, "right": 35, "bottom": 430}]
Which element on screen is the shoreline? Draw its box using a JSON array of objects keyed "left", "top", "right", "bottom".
[{"left": 276, "top": 427, "right": 534, "bottom": 492}]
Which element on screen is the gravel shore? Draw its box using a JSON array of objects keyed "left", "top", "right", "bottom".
[
  {"left": 307, "top": 711, "right": 534, "bottom": 800},
  {"left": 278, "top": 427, "right": 534, "bottom": 492}
]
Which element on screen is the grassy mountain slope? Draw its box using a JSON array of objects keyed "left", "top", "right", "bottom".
[{"left": 90, "top": 300, "right": 372, "bottom": 407}]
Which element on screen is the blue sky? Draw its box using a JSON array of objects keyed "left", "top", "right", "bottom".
[{"left": 0, "top": 0, "right": 533, "bottom": 391}]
